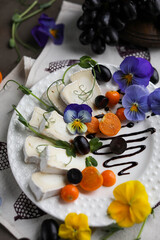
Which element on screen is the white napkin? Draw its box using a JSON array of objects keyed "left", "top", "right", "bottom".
[{"left": 1, "top": 1, "right": 160, "bottom": 240}]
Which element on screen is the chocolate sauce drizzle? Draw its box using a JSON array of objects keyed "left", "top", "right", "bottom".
[{"left": 87, "top": 127, "right": 156, "bottom": 176}]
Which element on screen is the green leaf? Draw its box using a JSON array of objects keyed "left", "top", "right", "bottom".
[
  {"left": 9, "top": 38, "right": 16, "bottom": 48},
  {"left": 85, "top": 156, "right": 98, "bottom": 167},
  {"left": 78, "top": 62, "right": 91, "bottom": 69},
  {"left": 18, "top": 85, "right": 32, "bottom": 95},
  {"left": 12, "top": 13, "right": 22, "bottom": 23},
  {"left": 18, "top": 115, "right": 29, "bottom": 127},
  {"left": 101, "top": 223, "right": 123, "bottom": 240},
  {"left": 89, "top": 137, "right": 103, "bottom": 152},
  {"left": 90, "top": 156, "right": 98, "bottom": 166},
  {"left": 85, "top": 158, "right": 92, "bottom": 167},
  {"left": 79, "top": 55, "right": 91, "bottom": 62},
  {"left": 39, "top": 2, "right": 53, "bottom": 9}
]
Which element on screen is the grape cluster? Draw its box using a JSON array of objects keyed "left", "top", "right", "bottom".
[{"left": 77, "top": 0, "right": 160, "bottom": 54}]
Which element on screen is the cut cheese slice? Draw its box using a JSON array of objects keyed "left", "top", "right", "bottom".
[
  {"left": 41, "top": 83, "right": 66, "bottom": 114},
  {"left": 60, "top": 69, "right": 103, "bottom": 115},
  {"left": 24, "top": 136, "right": 50, "bottom": 164},
  {"left": 29, "top": 172, "right": 67, "bottom": 201},
  {"left": 39, "top": 110, "right": 73, "bottom": 142},
  {"left": 40, "top": 145, "right": 86, "bottom": 174},
  {"left": 29, "top": 107, "right": 46, "bottom": 129}
]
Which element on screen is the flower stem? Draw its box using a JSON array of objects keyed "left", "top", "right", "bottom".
[
  {"left": 62, "top": 63, "right": 79, "bottom": 84},
  {"left": 135, "top": 218, "right": 147, "bottom": 240},
  {"left": 20, "top": 8, "right": 43, "bottom": 22},
  {"left": 19, "top": 0, "right": 38, "bottom": 18}
]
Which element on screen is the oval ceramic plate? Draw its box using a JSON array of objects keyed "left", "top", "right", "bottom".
[{"left": 7, "top": 64, "right": 160, "bottom": 227}]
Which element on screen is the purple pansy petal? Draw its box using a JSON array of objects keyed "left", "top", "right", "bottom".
[
  {"left": 136, "top": 58, "right": 154, "bottom": 77},
  {"left": 64, "top": 109, "right": 77, "bottom": 123},
  {"left": 64, "top": 104, "right": 79, "bottom": 115},
  {"left": 132, "top": 76, "right": 150, "bottom": 87},
  {"left": 148, "top": 88, "right": 160, "bottom": 114},
  {"left": 138, "top": 95, "right": 150, "bottom": 113},
  {"left": 113, "top": 70, "right": 128, "bottom": 92},
  {"left": 49, "top": 24, "right": 64, "bottom": 45},
  {"left": 39, "top": 14, "right": 56, "bottom": 29},
  {"left": 125, "top": 85, "right": 149, "bottom": 102},
  {"left": 120, "top": 56, "right": 138, "bottom": 74},
  {"left": 31, "top": 26, "right": 49, "bottom": 47},
  {"left": 124, "top": 108, "right": 145, "bottom": 121},
  {"left": 78, "top": 110, "right": 92, "bottom": 123}
]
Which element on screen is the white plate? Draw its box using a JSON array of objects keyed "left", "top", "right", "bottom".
[{"left": 7, "top": 64, "right": 160, "bottom": 227}]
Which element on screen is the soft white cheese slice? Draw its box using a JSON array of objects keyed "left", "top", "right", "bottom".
[
  {"left": 40, "top": 145, "right": 86, "bottom": 174},
  {"left": 41, "top": 83, "right": 66, "bottom": 115},
  {"left": 39, "top": 110, "right": 73, "bottom": 142},
  {"left": 29, "top": 107, "right": 46, "bottom": 129},
  {"left": 24, "top": 136, "right": 50, "bottom": 164},
  {"left": 60, "top": 69, "right": 103, "bottom": 115},
  {"left": 29, "top": 172, "right": 67, "bottom": 201}
]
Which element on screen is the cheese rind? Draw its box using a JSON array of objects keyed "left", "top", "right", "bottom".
[
  {"left": 29, "top": 172, "right": 67, "bottom": 201},
  {"left": 29, "top": 107, "right": 46, "bottom": 129},
  {"left": 40, "top": 145, "right": 86, "bottom": 174},
  {"left": 41, "top": 83, "right": 66, "bottom": 114},
  {"left": 39, "top": 111, "right": 73, "bottom": 142},
  {"left": 24, "top": 136, "right": 50, "bottom": 164}
]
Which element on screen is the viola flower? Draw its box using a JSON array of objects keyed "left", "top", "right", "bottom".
[
  {"left": 31, "top": 14, "right": 64, "bottom": 47},
  {"left": 113, "top": 56, "right": 154, "bottom": 92},
  {"left": 107, "top": 180, "right": 151, "bottom": 228},
  {"left": 64, "top": 104, "right": 92, "bottom": 134},
  {"left": 58, "top": 212, "right": 91, "bottom": 240},
  {"left": 122, "top": 85, "right": 149, "bottom": 121},
  {"left": 148, "top": 88, "right": 160, "bottom": 115}
]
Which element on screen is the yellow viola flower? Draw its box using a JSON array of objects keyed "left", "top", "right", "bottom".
[
  {"left": 107, "top": 180, "right": 151, "bottom": 228},
  {"left": 58, "top": 212, "right": 91, "bottom": 240}
]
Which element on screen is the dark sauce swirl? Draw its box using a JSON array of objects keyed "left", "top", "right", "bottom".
[{"left": 87, "top": 127, "right": 156, "bottom": 176}]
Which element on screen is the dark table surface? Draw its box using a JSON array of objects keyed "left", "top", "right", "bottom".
[{"left": 0, "top": 0, "right": 83, "bottom": 239}]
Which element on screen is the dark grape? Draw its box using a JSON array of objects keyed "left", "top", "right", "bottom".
[
  {"left": 91, "top": 37, "right": 106, "bottom": 54},
  {"left": 85, "top": 0, "right": 102, "bottom": 10},
  {"left": 19, "top": 239, "right": 30, "bottom": 240},
  {"left": 110, "top": 17, "right": 126, "bottom": 31},
  {"left": 150, "top": 67, "right": 159, "bottom": 84},
  {"left": 79, "top": 28, "right": 95, "bottom": 45},
  {"left": 73, "top": 136, "right": 90, "bottom": 155},
  {"left": 67, "top": 168, "right": 83, "bottom": 184},
  {"left": 104, "top": 27, "right": 119, "bottom": 45},
  {"left": 77, "top": 16, "right": 88, "bottom": 30},
  {"left": 97, "top": 11, "right": 111, "bottom": 28},
  {"left": 40, "top": 219, "right": 59, "bottom": 240},
  {"left": 110, "top": 137, "right": 127, "bottom": 155},
  {"left": 121, "top": 1, "right": 137, "bottom": 21},
  {"left": 95, "top": 95, "right": 109, "bottom": 109},
  {"left": 146, "top": 0, "right": 160, "bottom": 16},
  {"left": 82, "top": 10, "right": 97, "bottom": 24},
  {"left": 92, "top": 64, "right": 112, "bottom": 82}
]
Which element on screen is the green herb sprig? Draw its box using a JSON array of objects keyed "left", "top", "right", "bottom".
[
  {"left": 100, "top": 223, "right": 123, "bottom": 240},
  {"left": 10, "top": 0, "right": 56, "bottom": 62},
  {"left": 13, "top": 105, "right": 76, "bottom": 157},
  {"left": 3, "top": 80, "right": 58, "bottom": 113}
]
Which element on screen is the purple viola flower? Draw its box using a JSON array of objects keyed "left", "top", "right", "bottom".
[
  {"left": 148, "top": 88, "right": 160, "bottom": 115},
  {"left": 122, "top": 85, "right": 150, "bottom": 121},
  {"left": 32, "top": 14, "right": 64, "bottom": 47},
  {"left": 113, "top": 56, "right": 154, "bottom": 92},
  {"left": 64, "top": 104, "right": 92, "bottom": 134}
]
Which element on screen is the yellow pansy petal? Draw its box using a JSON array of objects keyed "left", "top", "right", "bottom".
[
  {"left": 113, "top": 180, "right": 148, "bottom": 204},
  {"left": 77, "top": 213, "right": 90, "bottom": 229},
  {"left": 107, "top": 200, "right": 134, "bottom": 227},
  {"left": 65, "top": 213, "right": 79, "bottom": 229},
  {"left": 76, "top": 228, "right": 92, "bottom": 240},
  {"left": 58, "top": 224, "right": 76, "bottom": 239},
  {"left": 130, "top": 197, "right": 151, "bottom": 223}
]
